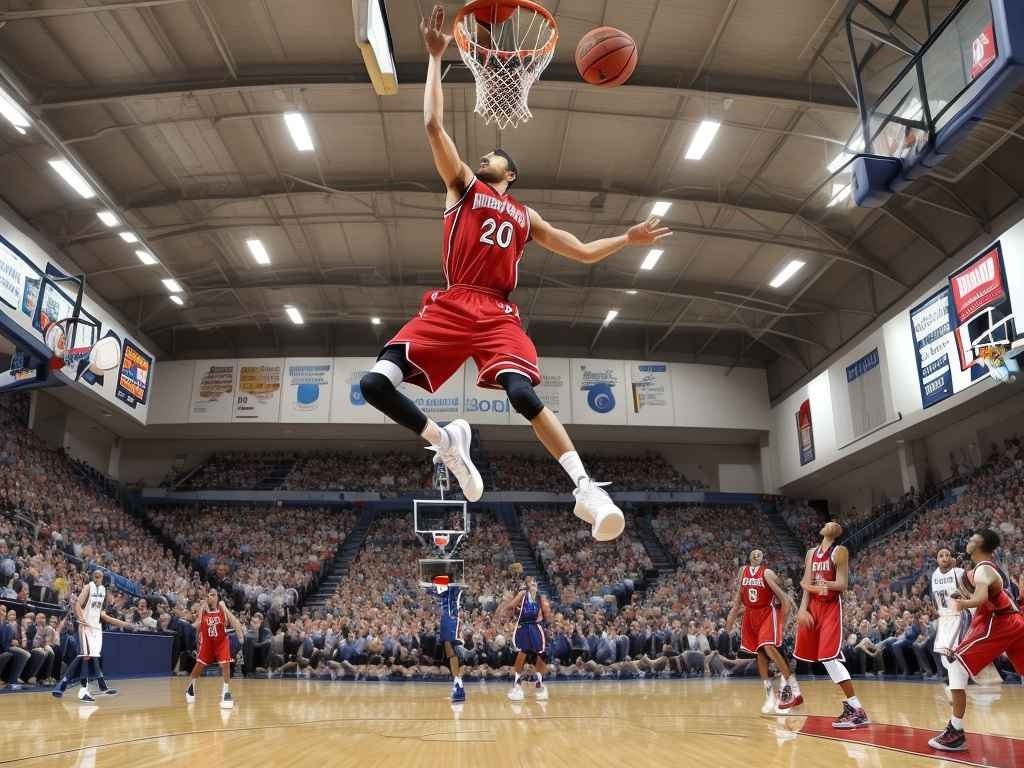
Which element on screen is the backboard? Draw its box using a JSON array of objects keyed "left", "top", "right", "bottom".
[{"left": 418, "top": 558, "right": 466, "bottom": 589}]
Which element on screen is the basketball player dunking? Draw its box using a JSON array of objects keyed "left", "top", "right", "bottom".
[
  {"left": 52, "top": 569, "right": 140, "bottom": 703},
  {"left": 794, "top": 521, "right": 869, "bottom": 728},
  {"left": 186, "top": 589, "right": 244, "bottom": 709},
  {"left": 431, "top": 575, "right": 466, "bottom": 703},
  {"left": 497, "top": 577, "right": 551, "bottom": 701},
  {"left": 725, "top": 549, "right": 800, "bottom": 713},
  {"left": 358, "top": 5, "right": 671, "bottom": 542},
  {"left": 929, "top": 529, "right": 1024, "bottom": 752}
]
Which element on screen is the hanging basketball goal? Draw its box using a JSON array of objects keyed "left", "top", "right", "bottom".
[{"left": 453, "top": 0, "right": 559, "bottom": 130}]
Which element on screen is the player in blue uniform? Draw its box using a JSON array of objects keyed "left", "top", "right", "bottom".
[
  {"left": 431, "top": 575, "right": 465, "bottom": 702},
  {"left": 497, "top": 576, "right": 551, "bottom": 701}
]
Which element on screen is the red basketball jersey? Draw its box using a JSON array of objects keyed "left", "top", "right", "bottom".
[
  {"left": 741, "top": 565, "right": 773, "bottom": 608},
  {"left": 809, "top": 544, "right": 840, "bottom": 603},
  {"left": 965, "top": 560, "right": 1020, "bottom": 617},
  {"left": 442, "top": 176, "right": 531, "bottom": 298},
  {"left": 200, "top": 607, "right": 226, "bottom": 640}
]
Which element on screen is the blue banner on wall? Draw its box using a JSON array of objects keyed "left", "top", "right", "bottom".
[
  {"left": 846, "top": 348, "right": 880, "bottom": 382},
  {"left": 910, "top": 288, "right": 955, "bottom": 408}
]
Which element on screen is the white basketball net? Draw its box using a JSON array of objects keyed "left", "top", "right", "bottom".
[{"left": 455, "top": 3, "right": 558, "bottom": 130}]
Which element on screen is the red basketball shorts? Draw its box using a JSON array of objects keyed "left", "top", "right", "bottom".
[
  {"left": 387, "top": 287, "right": 541, "bottom": 392},
  {"left": 197, "top": 632, "right": 232, "bottom": 666},
  {"left": 794, "top": 598, "right": 844, "bottom": 663},
  {"left": 954, "top": 610, "right": 1024, "bottom": 678},
  {"left": 741, "top": 604, "right": 783, "bottom": 654}
]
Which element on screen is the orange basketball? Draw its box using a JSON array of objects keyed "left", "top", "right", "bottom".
[
  {"left": 471, "top": 1, "right": 516, "bottom": 25},
  {"left": 575, "top": 26, "right": 637, "bottom": 87}
]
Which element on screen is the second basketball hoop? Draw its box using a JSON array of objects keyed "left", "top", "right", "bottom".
[{"left": 454, "top": 0, "right": 558, "bottom": 129}]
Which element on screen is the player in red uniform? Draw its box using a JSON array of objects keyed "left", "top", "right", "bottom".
[
  {"left": 186, "top": 589, "right": 243, "bottom": 709},
  {"left": 928, "top": 529, "right": 1024, "bottom": 752},
  {"left": 726, "top": 549, "right": 799, "bottom": 713},
  {"left": 358, "top": 5, "right": 670, "bottom": 542},
  {"left": 795, "top": 521, "right": 869, "bottom": 728}
]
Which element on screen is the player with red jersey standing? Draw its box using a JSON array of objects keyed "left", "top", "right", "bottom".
[
  {"left": 358, "top": 5, "right": 670, "bottom": 542},
  {"left": 929, "top": 529, "right": 1024, "bottom": 752},
  {"left": 794, "top": 521, "right": 869, "bottom": 728},
  {"left": 186, "top": 589, "right": 244, "bottom": 709},
  {"left": 726, "top": 549, "right": 799, "bottom": 713}
]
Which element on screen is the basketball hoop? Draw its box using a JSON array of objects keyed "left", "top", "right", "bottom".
[
  {"left": 976, "top": 344, "right": 1019, "bottom": 384},
  {"left": 433, "top": 532, "right": 451, "bottom": 550},
  {"left": 453, "top": 0, "right": 558, "bottom": 130}
]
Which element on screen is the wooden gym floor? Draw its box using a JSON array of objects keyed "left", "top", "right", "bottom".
[{"left": 1, "top": 678, "right": 1023, "bottom": 767}]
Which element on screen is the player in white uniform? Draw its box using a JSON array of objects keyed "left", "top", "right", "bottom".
[
  {"left": 931, "top": 547, "right": 969, "bottom": 667},
  {"left": 52, "top": 570, "right": 140, "bottom": 703}
]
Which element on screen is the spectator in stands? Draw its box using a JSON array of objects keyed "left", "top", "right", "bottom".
[{"left": 243, "top": 613, "right": 272, "bottom": 677}]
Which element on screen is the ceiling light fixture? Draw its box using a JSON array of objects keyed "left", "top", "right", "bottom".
[
  {"left": 169, "top": 295, "right": 184, "bottom": 306},
  {"left": 162, "top": 278, "right": 183, "bottom": 293},
  {"left": 96, "top": 210, "right": 120, "bottom": 227},
  {"left": 370, "top": 316, "right": 382, "bottom": 325},
  {"left": 603, "top": 309, "right": 619, "bottom": 326},
  {"left": 0, "top": 87, "right": 30, "bottom": 135},
  {"left": 769, "top": 259, "right": 806, "bottom": 288},
  {"left": 119, "top": 231, "right": 139, "bottom": 243},
  {"left": 685, "top": 120, "right": 721, "bottom": 160},
  {"left": 48, "top": 159, "right": 96, "bottom": 199},
  {"left": 283, "top": 112, "right": 315, "bottom": 152},
  {"left": 827, "top": 182, "right": 852, "bottom": 208},
  {"left": 246, "top": 238, "right": 271, "bottom": 265},
  {"left": 650, "top": 201, "right": 672, "bottom": 217},
  {"left": 640, "top": 249, "right": 663, "bottom": 271},
  {"left": 626, "top": 290, "right": 638, "bottom": 295},
  {"left": 284, "top": 305, "right": 304, "bottom": 325},
  {"left": 135, "top": 250, "right": 157, "bottom": 266}
]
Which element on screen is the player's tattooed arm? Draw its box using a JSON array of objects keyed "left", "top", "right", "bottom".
[
  {"left": 421, "top": 4, "right": 474, "bottom": 197},
  {"left": 528, "top": 208, "right": 672, "bottom": 265},
  {"left": 724, "top": 567, "right": 744, "bottom": 633}
]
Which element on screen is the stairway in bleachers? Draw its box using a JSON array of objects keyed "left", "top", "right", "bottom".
[
  {"left": 762, "top": 503, "right": 806, "bottom": 562},
  {"left": 256, "top": 458, "right": 296, "bottom": 490},
  {"left": 500, "top": 508, "right": 557, "bottom": 601},
  {"left": 635, "top": 514, "right": 676, "bottom": 574},
  {"left": 304, "top": 507, "right": 376, "bottom": 608}
]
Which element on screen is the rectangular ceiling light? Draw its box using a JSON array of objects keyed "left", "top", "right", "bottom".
[
  {"left": 640, "top": 249, "right": 663, "bottom": 271},
  {"left": 135, "top": 250, "right": 157, "bottom": 266},
  {"left": 354, "top": 0, "right": 397, "bottom": 95},
  {"left": 650, "top": 201, "right": 672, "bottom": 217},
  {"left": 603, "top": 309, "right": 619, "bottom": 326},
  {"left": 96, "top": 210, "right": 120, "bottom": 227},
  {"left": 285, "top": 305, "right": 304, "bottom": 325},
  {"left": 685, "top": 120, "right": 721, "bottom": 160},
  {"left": 283, "top": 112, "right": 315, "bottom": 152},
  {"left": 769, "top": 259, "right": 806, "bottom": 288},
  {"left": 246, "top": 238, "right": 271, "bottom": 265},
  {"left": 48, "top": 159, "right": 96, "bottom": 199},
  {"left": 119, "top": 231, "right": 139, "bottom": 243},
  {"left": 370, "top": 316, "right": 382, "bottom": 325},
  {"left": 169, "top": 295, "right": 184, "bottom": 306},
  {"left": 162, "top": 278, "right": 183, "bottom": 293},
  {"left": 827, "top": 152, "right": 852, "bottom": 174},
  {"left": 0, "top": 87, "right": 30, "bottom": 135},
  {"left": 827, "top": 182, "right": 851, "bottom": 208}
]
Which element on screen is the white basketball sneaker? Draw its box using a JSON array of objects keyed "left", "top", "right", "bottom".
[
  {"left": 507, "top": 685, "right": 525, "bottom": 702},
  {"left": 185, "top": 682, "right": 196, "bottom": 704},
  {"left": 534, "top": 683, "right": 549, "bottom": 701},
  {"left": 220, "top": 691, "right": 234, "bottom": 710},
  {"left": 432, "top": 419, "right": 483, "bottom": 502},
  {"left": 573, "top": 478, "right": 625, "bottom": 541},
  {"left": 761, "top": 687, "right": 777, "bottom": 714}
]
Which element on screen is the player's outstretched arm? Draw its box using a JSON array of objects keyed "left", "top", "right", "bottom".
[
  {"left": 528, "top": 209, "right": 671, "bottom": 265},
  {"left": 495, "top": 591, "right": 524, "bottom": 622},
  {"left": 422, "top": 5, "right": 473, "bottom": 195},
  {"left": 100, "top": 612, "right": 138, "bottom": 631}
]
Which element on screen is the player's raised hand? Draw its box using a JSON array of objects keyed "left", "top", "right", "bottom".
[
  {"left": 421, "top": 4, "right": 452, "bottom": 58},
  {"left": 626, "top": 216, "right": 673, "bottom": 245}
]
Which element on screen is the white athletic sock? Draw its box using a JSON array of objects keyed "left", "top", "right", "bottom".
[
  {"left": 423, "top": 420, "right": 450, "bottom": 450},
  {"left": 763, "top": 679, "right": 773, "bottom": 692},
  {"left": 222, "top": 683, "right": 229, "bottom": 694},
  {"left": 514, "top": 673, "right": 521, "bottom": 686},
  {"left": 846, "top": 696, "right": 861, "bottom": 709},
  {"left": 536, "top": 672, "right": 543, "bottom": 685},
  {"left": 558, "top": 451, "right": 588, "bottom": 487},
  {"left": 951, "top": 716, "right": 964, "bottom": 730},
  {"left": 454, "top": 676, "right": 462, "bottom": 686},
  {"left": 789, "top": 676, "right": 801, "bottom": 692}
]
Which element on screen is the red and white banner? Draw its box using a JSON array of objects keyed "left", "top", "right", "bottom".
[
  {"left": 949, "top": 245, "right": 1007, "bottom": 323},
  {"left": 970, "top": 23, "right": 998, "bottom": 80}
]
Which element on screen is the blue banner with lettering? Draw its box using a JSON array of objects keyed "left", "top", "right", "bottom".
[
  {"left": 909, "top": 288, "right": 955, "bottom": 408},
  {"left": 846, "top": 348, "right": 879, "bottom": 382}
]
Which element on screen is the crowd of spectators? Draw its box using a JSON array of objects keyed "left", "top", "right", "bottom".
[
  {"left": 283, "top": 451, "right": 434, "bottom": 493},
  {"left": 492, "top": 453, "right": 703, "bottom": 492},
  {"left": 175, "top": 452, "right": 296, "bottom": 490},
  {"left": 144, "top": 504, "right": 354, "bottom": 611}
]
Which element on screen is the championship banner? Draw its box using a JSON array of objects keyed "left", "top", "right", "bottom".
[
  {"left": 0, "top": 236, "right": 29, "bottom": 312},
  {"left": 948, "top": 244, "right": 1014, "bottom": 370},
  {"left": 570, "top": 358, "right": 627, "bottom": 425},
  {"left": 626, "top": 361, "right": 674, "bottom": 426},
  {"left": 115, "top": 339, "right": 152, "bottom": 409},
  {"left": 232, "top": 359, "right": 283, "bottom": 421},
  {"left": 188, "top": 359, "right": 236, "bottom": 422},
  {"left": 281, "top": 358, "right": 333, "bottom": 422},
  {"left": 329, "top": 358, "right": 385, "bottom": 423},
  {"left": 910, "top": 288, "right": 956, "bottom": 408},
  {"left": 463, "top": 360, "right": 510, "bottom": 424},
  {"left": 796, "top": 399, "right": 815, "bottom": 466}
]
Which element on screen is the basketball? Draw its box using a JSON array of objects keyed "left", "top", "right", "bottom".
[
  {"left": 575, "top": 26, "right": 637, "bottom": 87},
  {"left": 470, "top": 0, "right": 516, "bottom": 25}
]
